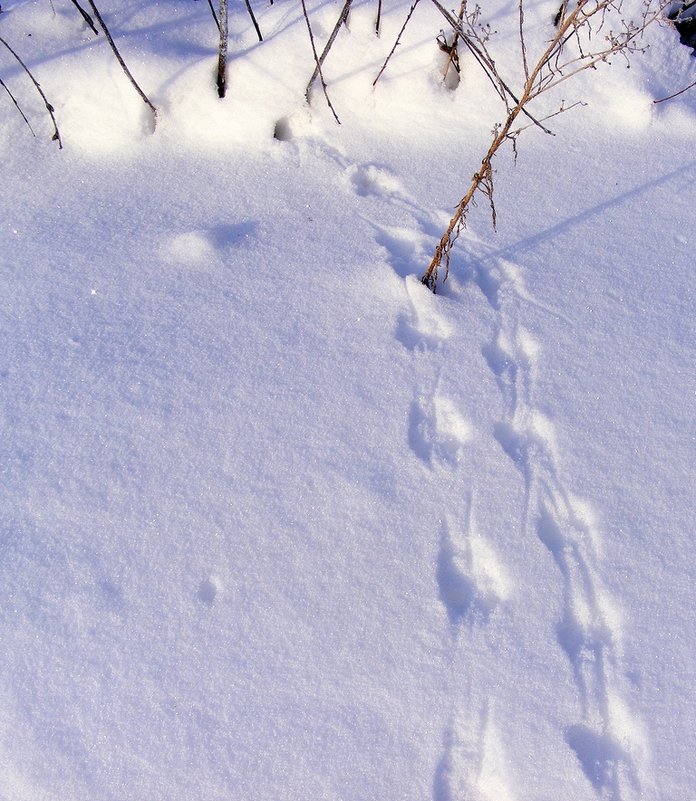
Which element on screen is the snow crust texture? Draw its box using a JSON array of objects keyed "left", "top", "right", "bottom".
[{"left": 1, "top": 1, "right": 695, "bottom": 799}]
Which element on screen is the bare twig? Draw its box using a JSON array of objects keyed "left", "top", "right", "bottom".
[
  {"left": 373, "top": 0, "right": 421, "bottom": 86},
  {"left": 508, "top": 99, "right": 585, "bottom": 137},
  {"left": 301, "top": 0, "right": 341, "bottom": 123},
  {"left": 217, "top": 0, "right": 228, "bottom": 97},
  {"left": 654, "top": 77, "right": 696, "bottom": 103},
  {"left": 440, "top": 0, "right": 466, "bottom": 87},
  {"left": 306, "top": 0, "right": 352, "bottom": 96},
  {"left": 207, "top": 0, "right": 221, "bottom": 33},
  {"left": 69, "top": 0, "right": 99, "bottom": 35},
  {"left": 518, "top": 0, "right": 529, "bottom": 81},
  {"left": 244, "top": 0, "right": 263, "bottom": 42},
  {"left": 430, "top": 0, "right": 554, "bottom": 133},
  {"left": 376, "top": 0, "right": 383, "bottom": 35},
  {"left": 0, "top": 36, "right": 61, "bottom": 147},
  {"left": 0, "top": 74, "right": 36, "bottom": 136},
  {"left": 86, "top": 0, "right": 158, "bottom": 121}
]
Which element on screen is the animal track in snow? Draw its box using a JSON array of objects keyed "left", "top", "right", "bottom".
[
  {"left": 434, "top": 701, "right": 515, "bottom": 801},
  {"left": 408, "top": 393, "right": 471, "bottom": 467},
  {"left": 432, "top": 501, "right": 512, "bottom": 801},
  {"left": 197, "top": 577, "right": 220, "bottom": 606},
  {"left": 436, "top": 506, "right": 509, "bottom": 625},
  {"left": 537, "top": 490, "right": 648, "bottom": 799},
  {"left": 375, "top": 225, "right": 426, "bottom": 280},
  {"left": 397, "top": 274, "right": 452, "bottom": 350},
  {"left": 346, "top": 163, "right": 406, "bottom": 198},
  {"left": 475, "top": 250, "right": 647, "bottom": 799}
]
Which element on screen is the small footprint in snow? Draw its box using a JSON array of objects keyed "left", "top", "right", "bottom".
[
  {"left": 197, "top": 576, "right": 220, "bottom": 606},
  {"left": 346, "top": 163, "right": 406, "bottom": 198},
  {"left": 565, "top": 715, "right": 646, "bottom": 801},
  {"left": 434, "top": 702, "right": 515, "bottom": 801},
  {"left": 397, "top": 274, "right": 452, "bottom": 350},
  {"left": 536, "top": 488, "right": 650, "bottom": 798},
  {"left": 494, "top": 410, "right": 559, "bottom": 472},
  {"left": 409, "top": 394, "right": 470, "bottom": 466},
  {"left": 375, "top": 225, "right": 425, "bottom": 279},
  {"left": 436, "top": 510, "right": 509, "bottom": 625}
]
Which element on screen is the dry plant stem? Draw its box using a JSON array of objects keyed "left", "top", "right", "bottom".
[
  {"left": 0, "top": 35, "right": 62, "bottom": 147},
  {"left": 306, "top": 0, "right": 352, "bottom": 96},
  {"left": 373, "top": 0, "right": 420, "bottom": 86},
  {"left": 376, "top": 0, "right": 382, "bottom": 35},
  {"left": 441, "top": 0, "right": 465, "bottom": 86},
  {"left": 654, "top": 77, "right": 696, "bottom": 103},
  {"left": 0, "top": 74, "right": 36, "bottom": 135},
  {"left": 69, "top": 0, "right": 99, "bottom": 35},
  {"left": 86, "top": 0, "right": 157, "bottom": 120},
  {"left": 244, "top": 0, "right": 263, "bottom": 42},
  {"left": 217, "top": 0, "right": 228, "bottom": 97},
  {"left": 421, "top": 127, "right": 506, "bottom": 291},
  {"left": 301, "top": 0, "right": 341, "bottom": 123},
  {"left": 518, "top": 0, "right": 529, "bottom": 80},
  {"left": 421, "top": 0, "right": 665, "bottom": 291},
  {"left": 207, "top": 0, "right": 221, "bottom": 33},
  {"left": 430, "top": 0, "right": 552, "bottom": 134}
]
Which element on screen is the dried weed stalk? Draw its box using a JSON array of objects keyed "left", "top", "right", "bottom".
[
  {"left": 217, "top": 0, "right": 228, "bottom": 97},
  {"left": 421, "top": 0, "right": 668, "bottom": 292},
  {"left": 0, "top": 35, "right": 62, "bottom": 147},
  {"left": 87, "top": 0, "right": 157, "bottom": 121}
]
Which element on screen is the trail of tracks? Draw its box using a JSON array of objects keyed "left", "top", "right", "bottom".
[{"left": 299, "top": 126, "right": 649, "bottom": 798}]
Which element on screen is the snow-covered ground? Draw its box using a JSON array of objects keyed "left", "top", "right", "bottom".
[{"left": 1, "top": 1, "right": 694, "bottom": 799}]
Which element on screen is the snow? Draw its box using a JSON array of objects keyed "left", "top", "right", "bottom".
[{"left": 1, "top": 0, "right": 695, "bottom": 799}]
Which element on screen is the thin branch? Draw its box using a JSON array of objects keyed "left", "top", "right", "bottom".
[
  {"left": 0, "top": 74, "right": 36, "bottom": 136},
  {"left": 430, "top": 0, "right": 554, "bottom": 134},
  {"left": 244, "top": 0, "right": 263, "bottom": 42},
  {"left": 519, "top": 0, "right": 529, "bottom": 81},
  {"left": 0, "top": 35, "right": 61, "bottom": 147},
  {"left": 301, "top": 0, "right": 341, "bottom": 123},
  {"left": 653, "top": 77, "right": 696, "bottom": 103},
  {"left": 430, "top": 0, "right": 504, "bottom": 98},
  {"left": 306, "top": 0, "right": 352, "bottom": 95},
  {"left": 554, "top": 0, "right": 568, "bottom": 27},
  {"left": 439, "top": 0, "right": 466, "bottom": 87},
  {"left": 507, "top": 99, "right": 585, "bottom": 137},
  {"left": 207, "top": 0, "right": 221, "bottom": 32},
  {"left": 376, "top": 0, "right": 383, "bottom": 35},
  {"left": 86, "top": 0, "right": 157, "bottom": 120},
  {"left": 69, "top": 0, "right": 99, "bottom": 35},
  {"left": 373, "top": 0, "right": 421, "bottom": 86},
  {"left": 217, "top": 0, "right": 228, "bottom": 97}
]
